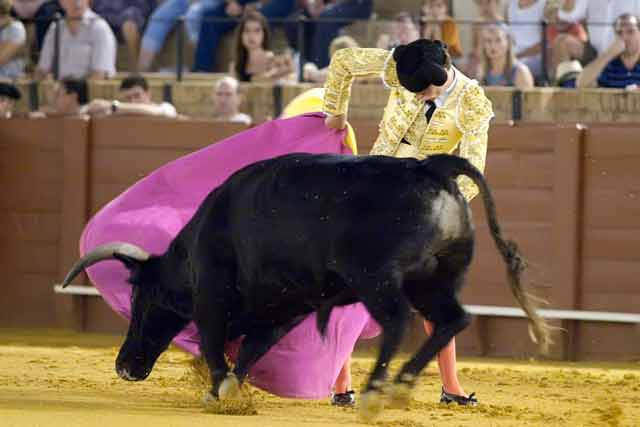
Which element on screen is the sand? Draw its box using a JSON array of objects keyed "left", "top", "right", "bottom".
[{"left": 0, "top": 329, "right": 638, "bottom": 427}]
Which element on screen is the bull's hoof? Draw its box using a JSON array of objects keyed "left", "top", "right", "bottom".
[
  {"left": 359, "top": 390, "right": 384, "bottom": 423},
  {"left": 388, "top": 382, "right": 412, "bottom": 409},
  {"left": 218, "top": 373, "right": 241, "bottom": 401}
]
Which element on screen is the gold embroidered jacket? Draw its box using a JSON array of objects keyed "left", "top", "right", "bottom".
[{"left": 322, "top": 47, "right": 494, "bottom": 201}]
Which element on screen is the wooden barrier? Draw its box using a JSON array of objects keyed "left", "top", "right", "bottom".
[{"left": 1, "top": 117, "right": 639, "bottom": 360}]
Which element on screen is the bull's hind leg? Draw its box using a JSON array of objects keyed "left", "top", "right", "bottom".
[
  {"left": 194, "top": 264, "right": 234, "bottom": 404},
  {"left": 353, "top": 272, "right": 411, "bottom": 422},
  {"left": 390, "top": 282, "right": 470, "bottom": 409}
]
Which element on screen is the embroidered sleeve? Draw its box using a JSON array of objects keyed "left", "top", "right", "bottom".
[
  {"left": 455, "top": 83, "right": 494, "bottom": 201},
  {"left": 322, "top": 48, "right": 398, "bottom": 117}
]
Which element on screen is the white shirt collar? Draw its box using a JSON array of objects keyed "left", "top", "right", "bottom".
[{"left": 433, "top": 67, "right": 458, "bottom": 108}]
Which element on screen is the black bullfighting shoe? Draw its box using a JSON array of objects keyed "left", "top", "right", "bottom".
[
  {"left": 331, "top": 390, "right": 356, "bottom": 407},
  {"left": 440, "top": 387, "right": 478, "bottom": 406}
]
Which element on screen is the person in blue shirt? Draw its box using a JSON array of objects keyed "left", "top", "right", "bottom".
[{"left": 577, "top": 13, "right": 640, "bottom": 89}]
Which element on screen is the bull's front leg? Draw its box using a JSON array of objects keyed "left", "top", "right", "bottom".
[{"left": 194, "top": 265, "right": 235, "bottom": 404}]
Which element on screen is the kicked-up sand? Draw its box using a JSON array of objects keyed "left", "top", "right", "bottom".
[{"left": 0, "top": 329, "right": 638, "bottom": 427}]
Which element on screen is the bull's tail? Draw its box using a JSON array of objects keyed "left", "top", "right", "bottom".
[{"left": 423, "top": 154, "right": 553, "bottom": 354}]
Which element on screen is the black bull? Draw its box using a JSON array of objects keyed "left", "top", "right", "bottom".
[{"left": 62, "top": 153, "right": 551, "bottom": 420}]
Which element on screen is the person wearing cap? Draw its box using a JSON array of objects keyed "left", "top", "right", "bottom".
[
  {"left": 323, "top": 39, "right": 493, "bottom": 406},
  {"left": 0, "top": 81, "right": 21, "bottom": 118}
]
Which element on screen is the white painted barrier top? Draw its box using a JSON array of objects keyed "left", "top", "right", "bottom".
[{"left": 53, "top": 285, "right": 640, "bottom": 324}]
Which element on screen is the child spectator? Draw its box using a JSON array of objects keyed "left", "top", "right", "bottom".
[
  {"left": 230, "top": 10, "right": 294, "bottom": 83},
  {"left": 0, "top": 0, "right": 26, "bottom": 79},
  {"left": 577, "top": 13, "right": 640, "bottom": 89},
  {"left": 544, "top": 0, "right": 587, "bottom": 79},
  {"left": 376, "top": 12, "right": 420, "bottom": 50},
  {"left": 31, "top": 78, "right": 89, "bottom": 116},
  {"left": 304, "top": 35, "right": 359, "bottom": 83},
  {"left": 35, "top": 0, "right": 116, "bottom": 80},
  {"left": 479, "top": 24, "right": 535, "bottom": 88},
  {"left": 86, "top": 74, "right": 178, "bottom": 117},
  {"left": 420, "top": 0, "right": 463, "bottom": 58},
  {"left": 507, "top": 0, "right": 546, "bottom": 79},
  {"left": 92, "top": 0, "right": 157, "bottom": 72},
  {"left": 211, "top": 75, "right": 251, "bottom": 125},
  {"left": 0, "top": 80, "right": 21, "bottom": 118}
]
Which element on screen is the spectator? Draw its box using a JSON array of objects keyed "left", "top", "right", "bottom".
[
  {"left": 193, "top": 0, "right": 297, "bottom": 72},
  {"left": 137, "top": 0, "right": 223, "bottom": 71},
  {"left": 211, "top": 75, "right": 251, "bottom": 124},
  {"left": 31, "top": 77, "right": 89, "bottom": 117},
  {"left": 303, "top": 35, "right": 358, "bottom": 83},
  {"left": 35, "top": 0, "right": 117, "bottom": 80},
  {"left": 285, "top": 0, "right": 373, "bottom": 69},
  {"left": 92, "top": 0, "right": 156, "bottom": 72},
  {"left": 376, "top": 12, "right": 420, "bottom": 50},
  {"left": 229, "top": 10, "right": 294, "bottom": 83},
  {"left": 479, "top": 24, "right": 535, "bottom": 89},
  {"left": 420, "top": 0, "right": 463, "bottom": 58},
  {"left": 545, "top": 0, "right": 587, "bottom": 78},
  {"left": 577, "top": 13, "right": 640, "bottom": 89},
  {"left": 507, "top": 0, "right": 546, "bottom": 79},
  {"left": 0, "top": 80, "right": 20, "bottom": 118},
  {"left": 1, "top": 0, "right": 26, "bottom": 79},
  {"left": 554, "top": 1, "right": 640, "bottom": 72},
  {"left": 11, "top": 0, "right": 62, "bottom": 50},
  {"left": 86, "top": 74, "right": 178, "bottom": 117},
  {"left": 464, "top": 0, "right": 506, "bottom": 77}
]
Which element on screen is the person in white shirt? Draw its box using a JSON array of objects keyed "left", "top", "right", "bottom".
[
  {"left": 553, "top": 0, "right": 640, "bottom": 72},
  {"left": 211, "top": 76, "right": 252, "bottom": 125},
  {"left": 507, "top": 0, "right": 547, "bottom": 79},
  {"left": 35, "top": 0, "right": 117, "bottom": 80},
  {"left": 87, "top": 74, "right": 178, "bottom": 118}
]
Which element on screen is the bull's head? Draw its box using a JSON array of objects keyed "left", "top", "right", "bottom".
[{"left": 61, "top": 243, "right": 191, "bottom": 381}]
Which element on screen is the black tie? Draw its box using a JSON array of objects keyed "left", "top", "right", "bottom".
[{"left": 425, "top": 100, "right": 437, "bottom": 123}]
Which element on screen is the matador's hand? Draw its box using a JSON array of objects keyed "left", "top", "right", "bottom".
[{"left": 325, "top": 113, "right": 347, "bottom": 130}]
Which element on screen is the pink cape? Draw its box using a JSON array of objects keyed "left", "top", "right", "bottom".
[{"left": 80, "top": 113, "right": 380, "bottom": 399}]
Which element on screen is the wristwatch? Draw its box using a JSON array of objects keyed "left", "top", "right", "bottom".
[{"left": 111, "top": 100, "right": 120, "bottom": 114}]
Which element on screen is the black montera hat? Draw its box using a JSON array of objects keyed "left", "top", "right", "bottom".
[
  {"left": 0, "top": 82, "right": 21, "bottom": 100},
  {"left": 393, "top": 39, "right": 449, "bottom": 93}
]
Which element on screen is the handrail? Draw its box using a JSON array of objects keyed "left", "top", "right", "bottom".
[{"left": 53, "top": 285, "right": 640, "bottom": 324}]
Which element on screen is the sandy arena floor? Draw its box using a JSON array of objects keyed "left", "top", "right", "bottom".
[{"left": 0, "top": 329, "right": 638, "bottom": 427}]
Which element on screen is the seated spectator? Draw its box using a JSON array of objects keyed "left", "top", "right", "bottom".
[
  {"left": 420, "top": 0, "right": 463, "bottom": 58},
  {"left": 11, "top": 0, "right": 62, "bottom": 51},
  {"left": 211, "top": 75, "right": 251, "bottom": 125},
  {"left": 92, "top": 0, "right": 156, "bottom": 72},
  {"left": 35, "top": 0, "right": 117, "bottom": 80},
  {"left": 0, "top": 80, "right": 21, "bottom": 118},
  {"left": 577, "top": 13, "right": 640, "bottom": 89},
  {"left": 464, "top": 0, "right": 506, "bottom": 77},
  {"left": 86, "top": 74, "right": 178, "bottom": 117},
  {"left": 479, "top": 24, "right": 535, "bottom": 89},
  {"left": 376, "top": 12, "right": 420, "bottom": 50},
  {"left": 303, "top": 35, "right": 358, "bottom": 83},
  {"left": 545, "top": 0, "right": 588, "bottom": 78},
  {"left": 138, "top": 0, "right": 223, "bottom": 71},
  {"left": 555, "top": 0, "right": 640, "bottom": 71},
  {"left": 193, "top": 0, "right": 297, "bottom": 72},
  {"left": 31, "top": 78, "right": 89, "bottom": 117},
  {"left": 284, "top": 0, "right": 373, "bottom": 69},
  {"left": 229, "top": 10, "right": 294, "bottom": 83},
  {"left": 554, "top": 58, "right": 582, "bottom": 87},
  {"left": 0, "top": 0, "right": 26, "bottom": 79},
  {"left": 507, "top": 0, "right": 546, "bottom": 79}
]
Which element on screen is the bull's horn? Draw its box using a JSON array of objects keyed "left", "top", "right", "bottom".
[{"left": 61, "top": 242, "right": 150, "bottom": 288}]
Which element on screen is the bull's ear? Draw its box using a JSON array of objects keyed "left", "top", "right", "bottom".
[{"left": 114, "top": 253, "right": 144, "bottom": 271}]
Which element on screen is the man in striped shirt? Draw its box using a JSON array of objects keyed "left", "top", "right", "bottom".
[{"left": 577, "top": 13, "right": 640, "bottom": 89}]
